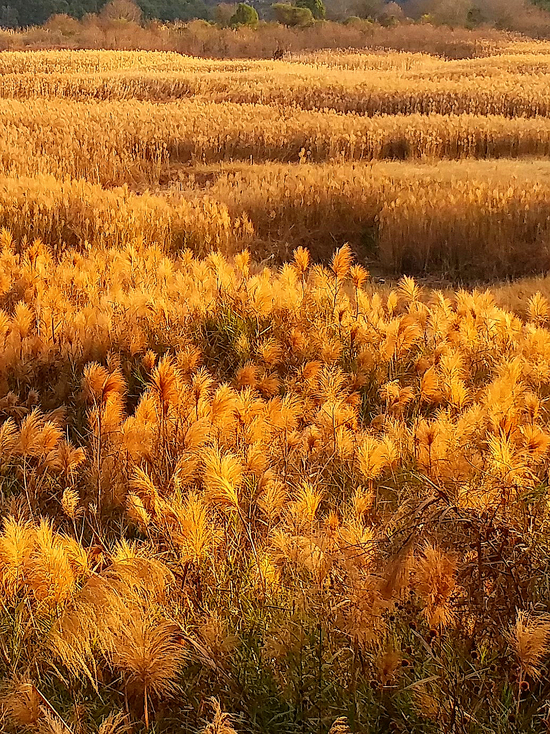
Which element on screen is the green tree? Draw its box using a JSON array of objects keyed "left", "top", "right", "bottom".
[
  {"left": 0, "top": 5, "right": 19, "bottom": 26},
  {"left": 272, "top": 2, "right": 313, "bottom": 24},
  {"left": 230, "top": 2, "right": 259, "bottom": 26},
  {"left": 296, "top": 0, "right": 324, "bottom": 19}
]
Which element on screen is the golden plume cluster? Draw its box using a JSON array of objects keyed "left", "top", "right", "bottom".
[{"left": 0, "top": 237, "right": 548, "bottom": 729}]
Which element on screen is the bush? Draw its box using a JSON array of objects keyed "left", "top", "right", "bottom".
[
  {"left": 100, "top": 0, "right": 143, "bottom": 23},
  {"left": 44, "top": 14, "right": 82, "bottom": 36},
  {"left": 230, "top": 2, "right": 259, "bottom": 26},
  {"left": 272, "top": 3, "right": 314, "bottom": 25}
]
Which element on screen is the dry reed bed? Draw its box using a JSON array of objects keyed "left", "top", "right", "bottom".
[
  {"left": 3, "top": 161, "right": 550, "bottom": 278},
  {"left": 4, "top": 49, "right": 550, "bottom": 119},
  {"left": 0, "top": 175, "right": 252, "bottom": 253},
  {"left": 7, "top": 99, "right": 550, "bottom": 186},
  {"left": 0, "top": 49, "right": 261, "bottom": 74},
  {"left": 0, "top": 241, "right": 550, "bottom": 731},
  {"left": 6, "top": 43, "right": 550, "bottom": 734},
  {"left": 181, "top": 161, "right": 550, "bottom": 276},
  {"left": 6, "top": 44, "right": 550, "bottom": 76},
  {"left": 3, "top": 68, "right": 550, "bottom": 119}
]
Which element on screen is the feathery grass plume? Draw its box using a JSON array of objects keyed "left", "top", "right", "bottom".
[
  {"left": 380, "top": 316, "right": 422, "bottom": 361},
  {"left": 61, "top": 488, "right": 81, "bottom": 520},
  {"left": 357, "top": 435, "right": 397, "bottom": 482},
  {"left": 171, "top": 491, "right": 220, "bottom": 564},
  {"left": 507, "top": 610, "right": 550, "bottom": 679},
  {"left": 258, "top": 339, "right": 283, "bottom": 368},
  {"left": 131, "top": 466, "right": 160, "bottom": 513},
  {"left": 292, "top": 246, "right": 310, "bottom": 278},
  {"left": 61, "top": 536, "right": 90, "bottom": 580},
  {"left": 414, "top": 543, "right": 457, "bottom": 628},
  {"left": 96, "top": 398, "right": 124, "bottom": 436},
  {"left": 184, "top": 418, "right": 212, "bottom": 451},
  {"left": 49, "top": 591, "right": 101, "bottom": 687},
  {"left": 379, "top": 545, "right": 413, "bottom": 601},
  {"left": 328, "top": 717, "right": 351, "bottom": 734},
  {"left": 191, "top": 367, "right": 214, "bottom": 408},
  {"left": 108, "top": 545, "right": 174, "bottom": 600},
  {"left": 236, "top": 364, "right": 258, "bottom": 389},
  {"left": 387, "top": 290, "right": 399, "bottom": 316},
  {"left": 203, "top": 447, "right": 243, "bottom": 511},
  {"left": 521, "top": 424, "right": 550, "bottom": 461},
  {"left": 98, "top": 712, "right": 131, "bottom": 734},
  {"left": 28, "top": 519, "right": 75, "bottom": 606},
  {"left": 210, "top": 384, "right": 238, "bottom": 427},
  {"left": 110, "top": 608, "right": 186, "bottom": 728},
  {"left": 202, "top": 698, "right": 238, "bottom": 734},
  {"left": 135, "top": 394, "right": 158, "bottom": 425},
  {"left": 270, "top": 528, "right": 329, "bottom": 583},
  {"left": 528, "top": 292, "right": 550, "bottom": 325},
  {"left": 289, "top": 481, "right": 322, "bottom": 529},
  {"left": 173, "top": 452, "right": 200, "bottom": 490},
  {"left": 12, "top": 302, "right": 34, "bottom": 339},
  {"left": 414, "top": 419, "right": 449, "bottom": 478},
  {"left": 350, "top": 264, "right": 369, "bottom": 291},
  {"left": 151, "top": 354, "right": 180, "bottom": 415},
  {"left": 127, "top": 494, "right": 151, "bottom": 532},
  {"left": 338, "top": 519, "right": 375, "bottom": 569},
  {"left": 142, "top": 350, "right": 157, "bottom": 372},
  {"left": 17, "top": 408, "right": 45, "bottom": 457},
  {"left": 419, "top": 366, "right": 441, "bottom": 403},
  {"left": 0, "top": 228, "right": 13, "bottom": 251},
  {"left": 35, "top": 420, "right": 64, "bottom": 458},
  {"left": 331, "top": 243, "right": 353, "bottom": 281},
  {"left": 234, "top": 249, "right": 251, "bottom": 278},
  {"left": 351, "top": 486, "right": 375, "bottom": 519},
  {"left": 52, "top": 441, "right": 86, "bottom": 478},
  {"left": 524, "top": 391, "right": 541, "bottom": 424},
  {"left": 398, "top": 275, "right": 422, "bottom": 306},
  {"left": 258, "top": 479, "right": 288, "bottom": 523},
  {"left": 37, "top": 710, "right": 71, "bottom": 734},
  {"left": 338, "top": 575, "right": 385, "bottom": 648},
  {"left": 1, "top": 679, "right": 41, "bottom": 729},
  {"left": 0, "top": 418, "right": 17, "bottom": 459},
  {"left": 380, "top": 380, "right": 414, "bottom": 415},
  {"left": 0, "top": 516, "right": 35, "bottom": 599},
  {"left": 487, "top": 432, "right": 529, "bottom": 485},
  {"left": 83, "top": 362, "right": 126, "bottom": 405},
  {"left": 177, "top": 346, "right": 203, "bottom": 376}
]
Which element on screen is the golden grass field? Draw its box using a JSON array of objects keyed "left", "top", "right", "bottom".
[
  {"left": 5, "top": 42, "right": 550, "bottom": 734},
  {"left": 6, "top": 46, "right": 550, "bottom": 276}
]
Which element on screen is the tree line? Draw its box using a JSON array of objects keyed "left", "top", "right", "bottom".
[{"left": 0, "top": 0, "right": 328, "bottom": 28}]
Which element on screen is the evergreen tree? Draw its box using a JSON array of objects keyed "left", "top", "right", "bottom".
[
  {"left": 272, "top": 2, "right": 313, "bottom": 25},
  {"left": 296, "top": 0, "right": 325, "bottom": 19},
  {"left": 230, "top": 2, "right": 259, "bottom": 26}
]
